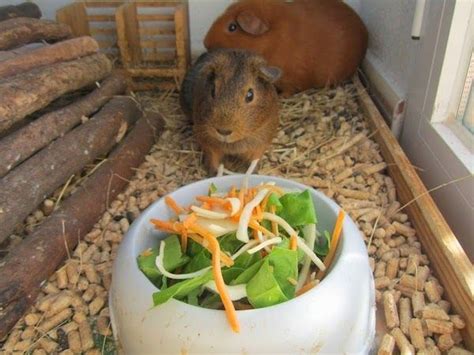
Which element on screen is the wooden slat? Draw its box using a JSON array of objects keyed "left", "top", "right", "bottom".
[
  {"left": 127, "top": 67, "right": 180, "bottom": 77},
  {"left": 116, "top": 3, "right": 142, "bottom": 66},
  {"left": 139, "top": 27, "right": 175, "bottom": 35},
  {"left": 87, "top": 14, "right": 115, "bottom": 22},
  {"left": 128, "top": 80, "right": 178, "bottom": 91},
  {"left": 90, "top": 27, "right": 116, "bottom": 36},
  {"left": 137, "top": 14, "right": 174, "bottom": 21},
  {"left": 133, "top": 1, "right": 182, "bottom": 7},
  {"left": 354, "top": 75, "right": 474, "bottom": 350},
  {"left": 142, "top": 51, "right": 176, "bottom": 62},
  {"left": 96, "top": 39, "right": 116, "bottom": 48},
  {"left": 82, "top": 1, "right": 124, "bottom": 7},
  {"left": 56, "top": 3, "right": 90, "bottom": 37},
  {"left": 174, "top": 4, "right": 187, "bottom": 79},
  {"left": 140, "top": 39, "right": 176, "bottom": 49}
]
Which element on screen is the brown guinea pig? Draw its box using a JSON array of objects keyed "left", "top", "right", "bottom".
[
  {"left": 204, "top": 0, "right": 368, "bottom": 96},
  {"left": 180, "top": 49, "right": 281, "bottom": 173}
]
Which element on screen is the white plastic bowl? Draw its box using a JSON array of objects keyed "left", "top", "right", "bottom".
[{"left": 110, "top": 175, "right": 375, "bottom": 354}]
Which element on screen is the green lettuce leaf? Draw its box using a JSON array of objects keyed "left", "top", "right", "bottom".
[
  {"left": 266, "top": 247, "right": 298, "bottom": 299},
  {"left": 266, "top": 193, "right": 283, "bottom": 212},
  {"left": 222, "top": 251, "right": 261, "bottom": 284},
  {"left": 246, "top": 259, "right": 288, "bottom": 308},
  {"left": 218, "top": 233, "right": 244, "bottom": 254},
  {"left": 152, "top": 271, "right": 213, "bottom": 306},
  {"left": 184, "top": 249, "right": 211, "bottom": 273},
  {"left": 278, "top": 190, "right": 317, "bottom": 227},
  {"left": 230, "top": 259, "right": 265, "bottom": 285},
  {"left": 314, "top": 230, "right": 331, "bottom": 256}
]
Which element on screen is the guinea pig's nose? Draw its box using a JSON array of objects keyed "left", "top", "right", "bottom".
[{"left": 217, "top": 128, "right": 232, "bottom": 136}]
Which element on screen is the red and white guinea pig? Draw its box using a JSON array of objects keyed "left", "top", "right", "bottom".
[{"left": 204, "top": 0, "right": 368, "bottom": 96}]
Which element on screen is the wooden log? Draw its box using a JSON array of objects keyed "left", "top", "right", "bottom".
[
  {"left": 0, "top": 3, "right": 42, "bottom": 22},
  {"left": 0, "top": 53, "right": 111, "bottom": 133},
  {"left": 0, "top": 42, "right": 44, "bottom": 62},
  {"left": 0, "top": 36, "right": 99, "bottom": 79},
  {"left": 0, "top": 72, "right": 127, "bottom": 177},
  {"left": 0, "top": 111, "right": 163, "bottom": 340},
  {"left": 0, "top": 97, "right": 140, "bottom": 244},
  {"left": 0, "top": 17, "right": 71, "bottom": 50}
]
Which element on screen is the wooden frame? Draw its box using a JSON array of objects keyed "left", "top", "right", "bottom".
[
  {"left": 56, "top": 1, "right": 124, "bottom": 56},
  {"left": 115, "top": 1, "right": 190, "bottom": 91},
  {"left": 354, "top": 75, "right": 474, "bottom": 350}
]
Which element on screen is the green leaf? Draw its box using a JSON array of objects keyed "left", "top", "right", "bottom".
[
  {"left": 137, "top": 248, "right": 161, "bottom": 284},
  {"left": 278, "top": 190, "right": 317, "bottom": 227},
  {"left": 279, "top": 237, "right": 305, "bottom": 263},
  {"left": 246, "top": 260, "right": 288, "bottom": 308},
  {"left": 267, "top": 247, "right": 298, "bottom": 299},
  {"left": 218, "top": 233, "right": 244, "bottom": 254},
  {"left": 184, "top": 249, "right": 211, "bottom": 273},
  {"left": 152, "top": 271, "right": 213, "bottom": 306},
  {"left": 200, "top": 293, "right": 223, "bottom": 309},
  {"left": 187, "top": 238, "right": 205, "bottom": 256},
  {"left": 208, "top": 183, "right": 218, "bottom": 196},
  {"left": 314, "top": 230, "right": 331, "bottom": 256},
  {"left": 230, "top": 259, "right": 265, "bottom": 285},
  {"left": 162, "top": 235, "right": 189, "bottom": 271},
  {"left": 186, "top": 288, "right": 201, "bottom": 306},
  {"left": 266, "top": 193, "right": 283, "bottom": 212},
  {"left": 222, "top": 251, "right": 261, "bottom": 284}
]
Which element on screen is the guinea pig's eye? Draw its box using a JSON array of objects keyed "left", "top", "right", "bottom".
[
  {"left": 228, "top": 22, "right": 237, "bottom": 32},
  {"left": 245, "top": 88, "right": 254, "bottom": 103}
]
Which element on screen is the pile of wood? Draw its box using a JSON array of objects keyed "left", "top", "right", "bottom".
[{"left": 0, "top": 5, "right": 164, "bottom": 341}]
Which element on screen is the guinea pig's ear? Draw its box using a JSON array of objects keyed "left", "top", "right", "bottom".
[
  {"left": 236, "top": 11, "right": 269, "bottom": 35},
  {"left": 259, "top": 66, "right": 282, "bottom": 83}
]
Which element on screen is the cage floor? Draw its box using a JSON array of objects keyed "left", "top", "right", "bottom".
[{"left": 0, "top": 83, "right": 470, "bottom": 354}]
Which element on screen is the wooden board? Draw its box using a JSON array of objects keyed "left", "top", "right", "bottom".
[{"left": 353, "top": 75, "right": 474, "bottom": 350}]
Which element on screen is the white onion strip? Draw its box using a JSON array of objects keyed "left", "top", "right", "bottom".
[
  {"left": 231, "top": 240, "right": 259, "bottom": 260},
  {"left": 297, "top": 224, "right": 317, "bottom": 290},
  {"left": 204, "top": 281, "right": 247, "bottom": 301},
  {"left": 236, "top": 188, "right": 269, "bottom": 242},
  {"left": 296, "top": 237, "right": 326, "bottom": 271},
  {"left": 191, "top": 205, "right": 228, "bottom": 219},
  {"left": 261, "top": 212, "right": 298, "bottom": 237},
  {"left": 156, "top": 241, "right": 211, "bottom": 279},
  {"left": 247, "top": 237, "right": 282, "bottom": 254},
  {"left": 226, "top": 197, "right": 241, "bottom": 216}
]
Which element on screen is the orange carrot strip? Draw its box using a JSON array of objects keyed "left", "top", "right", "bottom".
[
  {"left": 189, "top": 224, "right": 239, "bottom": 332},
  {"left": 260, "top": 193, "right": 270, "bottom": 212},
  {"left": 316, "top": 209, "right": 345, "bottom": 280},
  {"left": 249, "top": 219, "right": 275, "bottom": 238},
  {"left": 295, "top": 280, "right": 317, "bottom": 296},
  {"left": 150, "top": 219, "right": 180, "bottom": 233},
  {"left": 187, "top": 232, "right": 233, "bottom": 267},
  {"left": 255, "top": 204, "right": 263, "bottom": 220},
  {"left": 252, "top": 228, "right": 259, "bottom": 240},
  {"left": 228, "top": 186, "right": 237, "bottom": 198},
  {"left": 289, "top": 234, "right": 297, "bottom": 251},
  {"left": 196, "top": 195, "right": 230, "bottom": 209},
  {"left": 165, "top": 196, "right": 183, "bottom": 215},
  {"left": 269, "top": 206, "right": 278, "bottom": 235},
  {"left": 181, "top": 229, "right": 188, "bottom": 252},
  {"left": 182, "top": 213, "right": 197, "bottom": 228}
]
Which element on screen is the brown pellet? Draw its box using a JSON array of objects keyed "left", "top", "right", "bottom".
[
  {"left": 38, "top": 337, "right": 58, "bottom": 353},
  {"left": 392, "top": 221, "right": 416, "bottom": 238},
  {"left": 82, "top": 286, "right": 96, "bottom": 302},
  {"left": 89, "top": 296, "right": 105, "bottom": 315},
  {"left": 449, "top": 315, "right": 466, "bottom": 329},
  {"left": 42, "top": 282, "right": 60, "bottom": 294},
  {"left": 400, "top": 274, "right": 421, "bottom": 291},
  {"left": 67, "top": 330, "right": 82, "bottom": 353},
  {"left": 66, "top": 260, "right": 80, "bottom": 286},
  {"left": 451, "top": 329, "right": 463, "bottom": 345},
  {"left": 13, "top": 339, "right": 32, "bottom": 351},
  {"left": 399, "top": 258, "right": 408, "bottom": 270},
  {"left": 437, "top": 333, "right": 455, "bottom": 352},
  {"left": 412, "top": 291, "right": 426, "bottom": 318},
  {"left": 37, "top": 293, "right": 57, "bottom": 312},
  {"left": 38, "top": 308, "right": 72, "bottom": 333},
  {"left": 437, "top": 300, "right": 451, "bottom": 313},
  {"left": 97, "top": 315, "right": 112, "bottom": 336},
  {"left": 391, "top": 327, "right": 414, "bottom": 355},
  {"left": 33, "top": 349, "right": 48, "bottom": 355},
  {"left": 447, "top": 347, "right": 474, "bottom": 355},
  {"left": 425, "top": 319, "right": 453, "bottom": 334},
  {"left": 375, "top": 276, "right": 391, "bottom": 289},
  {"left": 375, "top": 261, "right": 387, "bottom": 277},
  {"left": 56, "top": 267, "right": 68, "bottom": 289},
  {"left": 408, "top": 318, "right": 425, "bottom": 350},
  {"left": 425, "top": 281, "right": 442, "bottom": 303},
  {"left": 79, "top": 321, "right": 94, "bottom": 351},
  {"left": 3, "top": 328, "right": 21, "bottom": 352},
  {"left": 377, "top": 333, "right": 395, "bottom": 355},
  {"left": 84, "top": 264, "right": 101, "bottom": 284},
  {"left": 416, "top": 266, "right": 430, "bottom": 286},
  {"left": 85, "top": 350, "right": 102, "bottom": 355},
  {"left": 24, "top": 313, "right": 41, "bottom": 326},
  {"left": 73, "top": 311, "right": 87, "bottom": 324},
  {"left": 422, "top": 305, "right": 450, "bottom": 321},
  {"left": 383, "top": 291, "right": 399, "bottom": 329},
  {"left": 406, "top": 254, "right": 420, "bottom": 275},
  {"left": 399, "top": 297, "right": 412, "bottom": 335},
  {"left": 386, "top": 258, "right": 400, "bottom": 280},
  {"left": 20, "top": 326, "right": 35, "bottom": 340},
  {"left": 46, "top": 292, "right": 73, "bottom": 317},
  {"left": 61, "top": 321, "right": 79, "bottom": 334},
  {"left": 77, "top": 276, "right": 89, "bottom": 291},
  {"left": 395, "top": 284, "right": 415, "bottom": 298},
  {"left": 60, "top": 349, "right": 75, "bottom": 355}
]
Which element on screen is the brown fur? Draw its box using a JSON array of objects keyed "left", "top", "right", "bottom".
[
  {"left": 180, "top": 49, "right": 280, "bottom": 172},
  {"left": 204, "top": 0, "right": 368, "bottom": 96}
]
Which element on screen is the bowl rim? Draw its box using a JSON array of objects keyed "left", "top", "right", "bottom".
[{"left": 127, "top": 174, "right": 362, "bottom": 314}]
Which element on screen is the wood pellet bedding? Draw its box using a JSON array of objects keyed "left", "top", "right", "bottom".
[{"left": 0, "top": 83, "right": 471, "bottom": 354}]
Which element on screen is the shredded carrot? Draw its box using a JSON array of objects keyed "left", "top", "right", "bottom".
[
  {"left": 249, "top": 219, "right": 275, "bottom": 238},
  {"left": 151, "top": 219, "right": 180, "bottom": 233},
  {"left": 189, "top": 223, "right": 239, "bottom": 332},
  {"left": 165, "top": 196, "right": 183, "bottom": 215},
  {"left": 289, "top": 234, "right": 297, "bottom": 251},
  {"left": 316, "top": 209, "right": 345, "bottom": 280},
  {"left": 261, "top": 185, "right": 285, "bottom": 195},
  {"left": 269, "top": 205, "right": 279, "bottom": 235},
  {"left": 255, "top": 204, "right": 263, "bottom": 220},
  {"left": 141, "top": 248, "right": 153, "bottom": 257},
  {"left": 196, "top": 195, "right": 230, "bottom": 209},
  {"left": 182, "top": 213, "right": 197, "bottom": 228},
  {"left": 252, "top": 228, "right": 259, "bottom": 240},
  {"left": 260, "top": 193, "right": 270, "bottom": 212},
  {"left": 228, "top": 186, "right": 237, "bottom": 198},
  {"left": 181, "top": 229, "right": 188, "bottom": 252},
  {"left": 295, "top": 280, "right": 317, "bottom": 296},
  {"left": 187, "top": 233, "right": 233, "bottom": 267}
]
